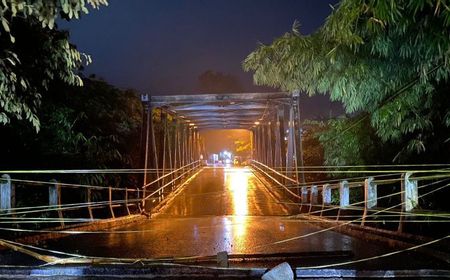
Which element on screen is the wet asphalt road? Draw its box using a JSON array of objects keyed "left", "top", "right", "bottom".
[
  {"left": 33, "top": 167, "right": 446, "bottom": 269},
  {"left": 157, "top": 166, "right": 290, "bottom": 217}
]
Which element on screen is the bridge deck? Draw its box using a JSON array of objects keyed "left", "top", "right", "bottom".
[{"left": 8, "top": 167, "right": 446, "bottom": 269}]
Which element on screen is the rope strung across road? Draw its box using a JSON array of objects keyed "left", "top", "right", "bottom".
[
  {"left": 0, "top": 167, "right": 448, "bottom": 231},
  {"left": 255, "top": 180, "right": 450, "bottom": 248},
  {"left": 299, "top": 234, "right": 450, "bottom": 269},
  {"left": 6, "top": 178, "right": 139, "bottom": 192},
  {"left": 0, "top": 232, "right": 448, "bottom": 269},
  {"left": 272, "top": 163, "right": 450, "bottom": 169},
  {"left": 0, "top": 198, "right": 141, "bottom": 217},
  {"left": 0, "top": 168, "right": 187, "bottom": 174},
  {"left": 284, "top": 177, "right": 450, "bottom": 217},
  {"left": 0, "top": 166, "right": 448, "bottom": 270}
]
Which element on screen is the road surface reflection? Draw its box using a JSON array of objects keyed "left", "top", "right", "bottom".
[
  {"left": 224, "top": 167, "right": 251, "bottom": 242},
  {"left": 225, "top": 167, "right": 250, "bottom": 217}
]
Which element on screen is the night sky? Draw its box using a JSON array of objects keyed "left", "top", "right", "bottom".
[{"left": 60, "top": 0, "right": 342, "bottom": 119}]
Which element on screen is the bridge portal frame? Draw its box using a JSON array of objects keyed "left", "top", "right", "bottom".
[{"left": 145, "top": 92, "right": 306, "bottom": 185}]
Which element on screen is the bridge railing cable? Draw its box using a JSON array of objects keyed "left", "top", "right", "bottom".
[
  {"left": 250, "top": 160, "right": 450, "bottom": 238},
  {"left": 141, "top": 160, "right": 202, "bottom": 207},
  {"left": 0, "top": 162, "right": 203, "bottom": 231}
]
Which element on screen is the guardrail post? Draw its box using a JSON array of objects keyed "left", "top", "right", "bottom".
[
  {"left": 125, "top": 188, "right": 131, "bottom": 215},
  {"left": 337, "top": 181, "right": 349, "bottom": 221},
  {"left": 398, "top": 172, "right": 418, "bottom": 232},
  {"left": 109, "top": 186, "right": 115, "bottom": 218},
  {"left": 361, "top": 177, "right": 377, "bottom": 226},
  {"left": 403, "top": 173, "right": 418, "bottom": 211},
  {"left": 301, "top": 186, "right": 308, "bottom": 202},
  {"left": 321, "top": 184, "right": 331, "bottom": 216},
  {"left": 49, "top": 179, "right": 64, "bottom": 227},
  {"left": 339, "top": 181, "right": 350, "bottom": 207},
  {"left": 0, "top": 174, "right": 14, "bottom": 213},
  {"left": 309, "top": 185, "right": 318, "bottom": 213},
  {"left": 87, "top": 188, "right": 94, "bottom": 221},
  {"left": 300, "top": 186, "right": 308, "bottom": 212}
]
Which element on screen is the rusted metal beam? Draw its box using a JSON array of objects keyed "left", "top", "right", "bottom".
[{"left": 150, "top": 92, "right": 291, "bottom": 105}]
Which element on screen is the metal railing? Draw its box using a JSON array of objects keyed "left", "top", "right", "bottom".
[
  {"left": 250, "top": 160, "right": 450, "bottom": 236},
  {"left": 141, "top": 160, "right": 202, "bottom": 207},
  {"left": 0, "top": 161, "right": 203, "bottom": 231}
]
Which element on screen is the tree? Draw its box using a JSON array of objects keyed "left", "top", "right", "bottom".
[
  {"left": 0, "top": 0, "right": 108, "bottom": 130},
  {"left": 244, "top": 0, "right": 450, "bottom": 160},
  {"left": 0, "top": 76, "right": 142, "bottom": 185},
  {"left": 317, "top": 117, "right": 376, "bottom": 167},
  {"left": 301, "top": 120, "right": 326, "bottom": 182}
]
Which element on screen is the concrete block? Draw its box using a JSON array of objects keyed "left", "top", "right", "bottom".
[
  {"left": 365, "top": 177, "right": 377, "bottom": 209},
  {"left": 403, "top": 173, "right": 418, "bottom": 211},
  {"left": 301, "top": 186, "right": 308, "bottom": 203},
  {"left": 262, "top": 262, "right": 294, "bottom": 280},
  {"left": 310, "top": 185, "right": 318, "bottom": 204},
  {"left": 217, "top": 251, "right": 229, "bottom": 268},
  {"left": 322, "top": 184, "right": 331, "bottom": 204},
  {"left": 0, "top": 174, "right": 12, "bottom": 212},
  {"left": 339, "top": 181, "right": 349, "bottom": 207},
  {"left": 49, "top": 180, "right": 60, "bottom": 207}
]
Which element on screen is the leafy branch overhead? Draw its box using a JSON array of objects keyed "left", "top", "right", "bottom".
[
  {"left": 0, "top": 0, "right": 108, "bottom": 131},
  {"left": 244, "top": 0, "right": 450, "bottom": 156}
]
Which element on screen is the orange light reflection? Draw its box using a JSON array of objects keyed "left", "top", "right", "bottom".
[{"left": 224, "top": 167, "right": 250, "bottom": 239}]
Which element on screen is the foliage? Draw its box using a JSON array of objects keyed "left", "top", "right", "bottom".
[
  {"left": 0, "top": 0, "right": 108, "bottom": 130},
  {"left": 317, "top": 117, "right": 375, "bottom": 167},
  {"left": 244, "top": 0, "right": 450, "bottom": 159},
  {"left": 0, "top": 77, "right": 143, "bottom": 186},
  {"left": 301, "top": 120, "right": 326, "bottom": 182}
]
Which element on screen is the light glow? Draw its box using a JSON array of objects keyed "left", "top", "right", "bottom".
[{"left": 224, "top": 167, "right": 250, "bottom": 239}]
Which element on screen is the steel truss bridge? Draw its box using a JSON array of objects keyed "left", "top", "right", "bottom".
[{"left": 0, "top": 92, "right": 449, "bottom": 279}]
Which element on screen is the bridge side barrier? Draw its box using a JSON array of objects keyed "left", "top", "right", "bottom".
[
  {"left": 0, "top": 162, "right": 201, "bottom": 231},
  {"left": 141, "top": 160, "right": 202, "bottom": 207},
  {"left": 251, "top": 160, "right": 301, "bottom": 200},
  {"left": 250, "top": 160, "right": 450, "bottom": 237},
  {"left": 0, "top": 177, "right": 141, "bottom": 229}
]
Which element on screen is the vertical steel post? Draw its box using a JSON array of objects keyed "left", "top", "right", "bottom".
[
  {"left": 257, "top": 125, "right": 263, "bottom": 162},
  {"left": 109, "top": 186, "right": 115, "bottom": 218},
  {"left": 190, "top": 127, "right": 194, "bottom": 162},
  {"left": 283, "top": 107, "right": 290, "bottom": 178},
  {"left": 86, "top": 188, "right": 93, "bottom": 221},
  {"left": 182, "top": 124, "right": 188, "bottom": 175},
  {"left": 149, "top": 106, "right": 159, "bottom": 208},
  {"left": 160, "top": 109, "right": 167, "bottom": 201},
  {"left": 293, "top": 91, "right": 306, "bottom": 184},
  {"left": 250, "top": 129, "right": 254, "bottom": 160},
  {"left": 286, "top": 106, "right": 298, "bottom": 184},
  {"left": 143, "top": 101, "right": 151, "bottom": 201},
  {"left": 274, "top": 107, "right": 283, "bottom": 169},
  {"left": 267, "top": 120, "right": 273, "bottom": 167},
  {"left": 255, "top": 128, "right": 258, "bottom": 162},
  {"left": 124, "top": 188, "right": 131, "bottom": 215}
]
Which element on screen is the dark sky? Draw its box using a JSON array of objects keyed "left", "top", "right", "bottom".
[{"left": 60, "top": 0, "right": 342, "bottom": 119}]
